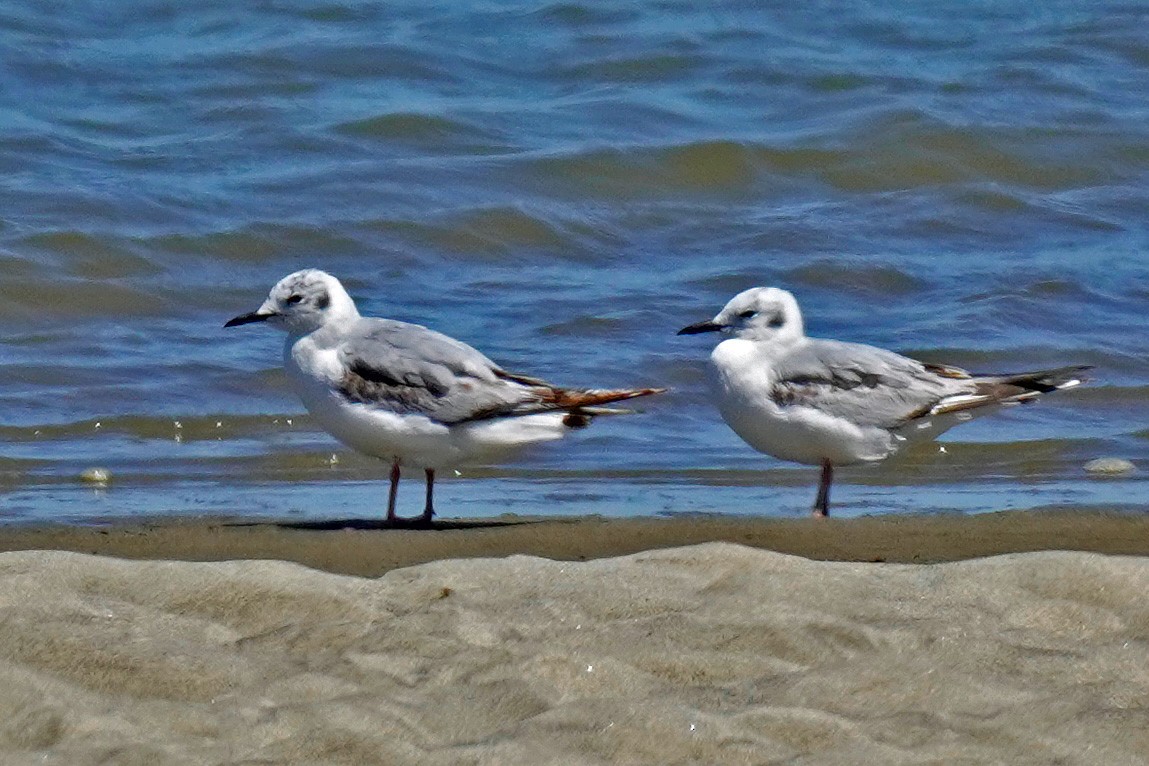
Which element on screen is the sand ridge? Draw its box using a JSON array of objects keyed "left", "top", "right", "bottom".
[{"left": 2, "top": 536, "right": 1149, "bottom": 764}]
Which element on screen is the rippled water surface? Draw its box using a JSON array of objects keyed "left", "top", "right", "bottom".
[{"left": 1, "top": 1, "right": 1147, "bottom": 523}]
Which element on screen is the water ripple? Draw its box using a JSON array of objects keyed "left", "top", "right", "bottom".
[{"left": 0, "top": 0, "right": 1146, "bottom": 521}]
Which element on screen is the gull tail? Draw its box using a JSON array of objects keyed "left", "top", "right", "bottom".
[
  {"left": 540, "top": 386, "right": 666, "bottom": 428},
  {"left": 459, "top": 385, "right": 665, "bottom": 425},
  {"left": 929, "top": 365, "right": 1091, "bottom": 416},
  {"left": 545, "top": 386, "right": 667, "bottom": 409}
]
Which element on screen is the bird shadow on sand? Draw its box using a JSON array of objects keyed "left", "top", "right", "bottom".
[{"left": 226, "top": 517, "right": 538, "bottom": 532}]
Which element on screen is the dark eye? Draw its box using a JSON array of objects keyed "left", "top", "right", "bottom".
[
  {"left": 767, "top": 314, "right": 785, "bottom": 328},
  {"left": 738, "top": 309, "right": 757, "bottom": 319},
  {"left": 285, "top": 294, "right": 303, "bottom": 305}
]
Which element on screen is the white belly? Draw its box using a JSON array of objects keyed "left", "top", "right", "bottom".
[
  {"left": 710, "top": 339, "right": 896, "bottom": 466},
  {"left": 284, "top": 336, "right": 569, "bottom": 469}
]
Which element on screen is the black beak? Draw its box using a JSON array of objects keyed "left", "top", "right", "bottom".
[
  {"left": 224, "top": 311, "right": 273, "bottom": 328},
  {"left": 677, "top": 320, "right": 725, "bottom": 335}
]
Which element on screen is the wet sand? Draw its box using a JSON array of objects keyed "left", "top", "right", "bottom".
[
  {"left": 3, "top": 511, "right": 1149, "bottom": 764},
  {"left": 1, "top": 510, "right": 1148, "bottom": 576}
]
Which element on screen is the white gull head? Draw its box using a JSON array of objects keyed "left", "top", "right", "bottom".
[
  {"left": 224, "top": 269, "right": 360, "bottom": 335},
  {"left": 678, "top": 286, "right": 805, "bottom": 344}
]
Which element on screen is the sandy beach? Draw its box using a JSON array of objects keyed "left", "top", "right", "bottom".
[{"left": 3, "top": 511, "right": 1149, "bottom": 764}]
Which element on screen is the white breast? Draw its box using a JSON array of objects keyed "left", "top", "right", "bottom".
[
  {"left": 281, "top": 333, "right": 570, "bottom": 469},
  {"left": 709, "top": 338, "right": 895, "bottom": 466}
]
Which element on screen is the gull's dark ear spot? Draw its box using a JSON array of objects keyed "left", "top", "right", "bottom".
[
  {"left": 317, "top": 292, "right": 330, "bottom": 309},
  {"left": 767, "top": 313, "right": 785, "bottom": 329}
]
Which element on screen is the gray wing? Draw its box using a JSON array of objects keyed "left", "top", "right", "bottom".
[
  {"left": 771, "top": 339, "right": 972, "bottom": 428},
  {"left": 335, "top": 318, "right": 538, "bottom": 424}
]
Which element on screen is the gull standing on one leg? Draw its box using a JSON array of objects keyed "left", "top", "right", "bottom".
[
  {"left": 226, "top": 269, "right": 664, "bottom": 525},
  {"left": 678, "top": 287, "right": 1089, "bottom": 517}
]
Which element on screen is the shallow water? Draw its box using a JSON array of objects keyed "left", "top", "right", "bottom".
[{"left": 1, "top": 0, "right": 1147, "bottom": 523}]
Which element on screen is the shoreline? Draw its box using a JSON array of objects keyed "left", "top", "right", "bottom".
[{"left": 2, "top": 509, "right": 1148, "bottom": 576}]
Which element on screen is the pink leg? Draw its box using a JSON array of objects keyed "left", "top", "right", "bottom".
[{"left": 813, "top": 460, "right": 832, "bottom": 518}]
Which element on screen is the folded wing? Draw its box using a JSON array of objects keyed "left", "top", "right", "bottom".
[
  {"left": 770, "top": 340, "right": 963, "bottom": 428},
  {"left": 771, "top": 339, "right": 1088, "bottom": 429},
  {"left": 336, "top": 318, "right": 663, "bottom": 425}
]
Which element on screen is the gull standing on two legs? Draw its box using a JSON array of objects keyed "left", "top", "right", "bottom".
[
  {"left": 679, "top": 287, "right": 1089, "bottom": 517},
  {"left": 227, "top": 269, "right": 664, "bottom": 525}
]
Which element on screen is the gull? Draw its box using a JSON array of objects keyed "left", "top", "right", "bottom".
[
  {"left": 678, "top": 287, "right": 1089, "bottom": 517},
  {"left": 226, "top": 269, "right": 664, "bottom": 525}
]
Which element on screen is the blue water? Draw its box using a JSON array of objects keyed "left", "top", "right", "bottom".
[{"left": 0, "top": 1, "right": 1147, "bottom": 523}]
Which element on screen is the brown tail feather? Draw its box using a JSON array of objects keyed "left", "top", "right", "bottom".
[
  {"left": 538, "top": 386, "right": 666, "bottom": 409},
  {"left": 549, "top": 387, "right": 665, "bottom": 428},
  {"left": 458, "top": 386, "right": 664, "bottom": 424}
]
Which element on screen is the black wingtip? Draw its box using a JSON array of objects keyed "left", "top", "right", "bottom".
[{"left": 1036, "top": 364, "right": 1095, "bottom": 390}]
